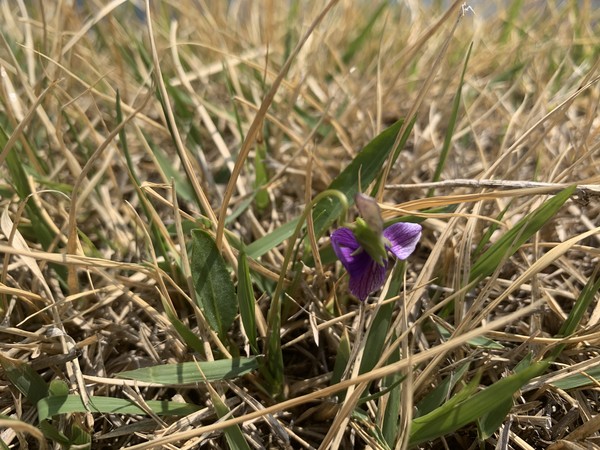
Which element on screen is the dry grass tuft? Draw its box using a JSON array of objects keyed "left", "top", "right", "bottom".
[{"left": 0, "top": 1, "right": 599, "bottom": 448}]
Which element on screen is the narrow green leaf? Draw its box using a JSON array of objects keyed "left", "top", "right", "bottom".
[
  {"left": 246, "top": 119, "right": 405, "bottom": 259},
  {"left": 314, "top": 118, "right": 405, "bottom": 236},
  {"left": 191, "top": 229, "right": 237, "bottom": 339},
  {"left": 472, "top": 203, "right": 510, "bottom": 259},
  {"left": 0, "top": 353, "right": 48, "bottom": 404},
  {"left": 435, "top": 323, "right": 504, "bottom": 349},
  {"left": 238, "top": 248, "right": 258, "bottom": 354},
  {"left": 477, "top": 355, "right": 534, "bottom": 439},
  {"left": 557, "top": 266, "right": 600, "bottom": 338},
  {"left": 415, "top": 362, "right": 470, "bottom": 418},
  {"left": 352, "top": 409, "right": 392, "bottom": 450},
  {"left": 550, "top": 365, "right": 600, "bottom": 390},
  {"left": 409, "top": 361, "right": 548, "bottom": 445},
  {"left": 160, "top": 295, "right": 206, "bottom": 355},
  {"left": 254, "top": 139, "right": 269, "bottom": 210},
  {"left": 209, "top": 390, "right": 252, "bottom": 450},
  {"left": 246, "top": 218, "right": 299, "bottom": 259},
  {"left": 116, "top": 357, "right": 258, "bottom": 384},
  {"left": 429, "top": 42, "right": 473, "bottom": 194},
  {"left": 37, "top": 395, "right": 201, "bottom": 421},
  {"left": 342, "top": 2, "right": 387, "bottom": 65},
  {"left": 149, "top": 139, "right": 195, "bottom": 203},
  {"left": 547, "top": 266, "right": 600, "bottom": 362},
  {"left": 69, "top": 423, "right": 92, "bottom": 449},
  {"left": 470, "top": 186, "right": 576, "bottom": 281},
  {"left": 330, "top": 330, "right": 351, "bottom": 388},
  {"left": 381, "top": 335, "right": 402, "bottom": 447},
  {"left": 39, "top": 420, "right": 71, "bottom": 446},
  {"left": 359, "top": 263, "right": 404, "bottom": 375}
]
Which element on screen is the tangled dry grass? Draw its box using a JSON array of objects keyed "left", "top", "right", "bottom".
[{"left": 0, "top": 0, "right": 599, "bottom": 449}]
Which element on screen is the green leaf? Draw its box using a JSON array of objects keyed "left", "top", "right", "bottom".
[
  {"left": 429, "top": 41, "right": 473, "bottom": 194},
  {"left": 254, "top": 139, "right": 269, "bottom": 210},
  {"left": 246, "top": 119, "right": 405, "bottom": 259},
  {"left": 359, "top": 263, "right": 405, "bottom": 375},
  {"left": 149, "top": 139, "right": 195, "bottom": 204},
  {"left": 191, "top": 229, "right": 237, "bottom": 339},
  {"left": 477, "top": 355, "right": 534, "bottom": 439},
  {"left": 470, "top": 186, "right": 576, "bottom": 281},
  {"left": 557, "top": 266, "right": 600, "bottom": 338},
  {"left": 37, "top": 395, "right": 202, "bottom": 421},
  {"left": 342, "top": 2, "right": 387, "bottom": 65},
  {"left": 352, "top": 409, "right": 392, "bottom": 450},
  {"left": 69, "top": 423, "right": 92, "bottom": 449},
  {"left": 435, "top": 323, "right": 504, "bottom": 349},
  {"left": 550, "top": 365, "right": 600, "bottom": 390},
  {"left": 381, "top": 335, "right": 402, "bottom": 447},
  {"left": 415, "top": 362, "right": 470, "bottom": 418},
  {"left": 409, "top": 361, "right": 548, "bottom": 445},
  {"left": 209, "top": 389, "right": 252, "bottom": 450},
  {"left": 238, "top": 248, "right": 259, "bottom": 354},
  {"left": 116, "top": 357, "right": 259, "bottom": 384},
  {"left": 161, "top": 295, "right": 206, "bottom": 355},
  {"left": 312, "top": 119, "right": 406, "bottom": 237},
  {"left": 0, "top": 353, "right": 48, "bottom": 404},
  {"left": 39, "top": 420, "right": 71, "bottom": 446},
  {"left": 48, "top": 379, "right": 69, "bottom": 397},
  {"left": 330, "top": 330, "right": 351, "bottom": 388}
]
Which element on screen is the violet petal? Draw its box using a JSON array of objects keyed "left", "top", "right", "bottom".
[
  {"left": 347, "top": 252, "right": 388, "bottom": 301},
  {"left": 383, "top": 222, "right": 422, "bottom": 260},
  {"left": 331, "top": 227, "right": 388, "bottom": 301}
]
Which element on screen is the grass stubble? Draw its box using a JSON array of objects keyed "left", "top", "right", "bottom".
[{"left": 0, "top": 0, "right": 599, "bottom": 448}]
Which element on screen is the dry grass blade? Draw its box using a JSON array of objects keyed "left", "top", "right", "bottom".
[{"left": 1, "top": 1, "right": 599, "bottom": 448}]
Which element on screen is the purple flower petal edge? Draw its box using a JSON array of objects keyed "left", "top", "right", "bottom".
[
  {"left": 331, "top": 227, "right": 388, "bottom": 301},
  {"left": 383, "top": 222, "right": 422, "bottom": 260}
]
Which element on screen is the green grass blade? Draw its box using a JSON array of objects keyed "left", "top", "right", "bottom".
[
  {"left": 415, "top": 362, "right": 470, "bottom": 418},
  {"left": 477, "top": 354, "right": 534, "bottom": 439},
  {"left": 330, "top": 330, "right": 351, "bottom": 387},
  {"left": 550, "top": 365, "right": 600, "bottom": 390},
  {"left": 470, "top": 186, "right": 576, "bottom": 281},
  {"left": 0, "top": 353, "right": 48, "bottom": 404},
  {"left": 380, "top": 336, "right": 402, "bottom": 447},
  {"left": 38, "top": 420, "right": 70, "bottom": 446},
  {"left": 409, "top": 361, "right": 548, "bottom": 445},
  {"left": 428, "top": 41, "right": 473, "bottom": 195},
  {"left": 472, "top": 203, "right": 510, "bottom": 259},
  {"left": 342, "top": 2, "right": 387, "bottom": 65},
  {"left": 160, "top": 295, "right": 206, "bottom": 355},
  {"left": 246, "top": 218, "right": 299, "bottom": 259},
  {"left": 246, "top": 119, "right": 405, "bottom": 259},
  {"left": 435, "top": 323, "right": 504, "bottom": 349},
  {"left": 116, "top": 357, "right": 258, "bottom": 384},
  {"left": 557, "top": 266, "right": 600, "bottom": 338},
  {"left": 500, "top": 0, "right": 525, "bottom": 44},
  {"left": 358, "top": 263, "right": 407, "bottom": 376},
  {"left": 190, "top": 229, "right": 237, "bottom": 339},
  {"left": 358, "top": 273, "right": 404, "bottom": 376},
  {"left": 548, "top": 266, "right": 600, "bottom": 360},
  {"left": 254, "top": 138, "right": 270, "bottom": 210},
  {"left": 37, "top": 395, "right": 201, "bottom": 421},
  {"left": 209, "top": 389, "right": 252, "bottom": 450},
  {"left": 352, "top": 409, "right": 392, "bottom": 450},
  {"left": 238, "top": 248, "right": 259, "bottom": 354},
  {"left": 149, "top": 139, "right": 196, "bottom": 203}
]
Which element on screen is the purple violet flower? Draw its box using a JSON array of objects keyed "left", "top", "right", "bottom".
[{"left": 331, "top": 222, "right": 422, "bottom": 301}]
